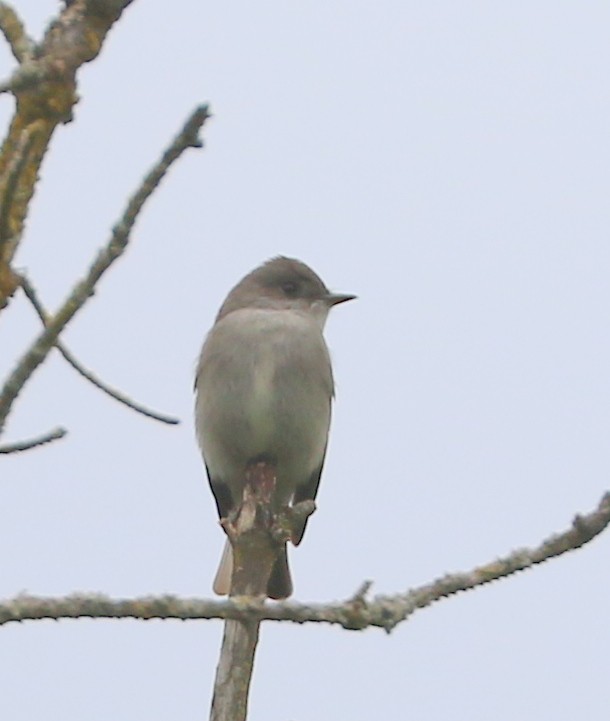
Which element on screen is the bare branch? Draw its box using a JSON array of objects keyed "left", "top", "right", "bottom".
[
  {"left": 0, "top": 104, "right": 210, "bottom": 435},
  {"left": 112, "top": 105, "right": 209, "bottom": 246},
  {"left": 0, "top": 0, "right": 138, "bottom": 310},
  {"left": 0, "top": 124, "right": 37, "bottom": 255},
  {"left": 0, "top": 491, "right": 607, "bottom": 630},
  {"left": 0, "top": 426, "right": 66, "bottom": 454},
  {"left": 85, "top": 0, "right": 136, "bottom": 16},
  {"left": 349, "top": 580, "right": 374, "bottom": 604},
  {"left": 212, "top": 619, "right": 259, "bottom": 721},
  {"left": 0, "top": 0, "right": 135, "bottom": 94},
  {"left": 0, "top": 63, "right": 41, "bottom": 95},
  {"left": 51, "top": 343, "right": 180, "bottom": 426},
  {"left": 211, "top": 462, "right": 310, "bottom": 721},
  {"left": 19, "top": 275, "right": 179, "bottom": 426},
  {"left": 0, "top": 3, "right": 34, "bottom": 62}
]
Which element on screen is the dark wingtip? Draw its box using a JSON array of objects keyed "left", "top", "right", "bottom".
[{"left": 266, "top": 546, "right": 293, "bottom": 599}]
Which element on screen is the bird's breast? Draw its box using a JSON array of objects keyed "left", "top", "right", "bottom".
[
  {"left": 245, "top": 350, "right": 283, "bottom": 444},
  {"left": 195, "top": 308, "right": 333, "bottom": 478}
]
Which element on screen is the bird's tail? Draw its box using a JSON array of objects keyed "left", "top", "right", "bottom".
[
  {"left": 212, "top": 539, "right": 233, "bottom": 595},
  {"left": 212, "top": 540, "right": 293, "bottom": 599}
]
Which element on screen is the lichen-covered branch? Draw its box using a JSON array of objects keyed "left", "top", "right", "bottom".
[
  {"left": 0, "top": 0, "right": 136, "bottom": 310},
  {"left": 0, "top": 124, "right": 37, "bottom": 256},
  {"left": 0, "top": 104, "right": 210, "bottom": 435},
  {"left": 0, "top": 3, "right": 33, "bottom": 62},
  {"left": 0, "top": 491, "right": 607, "bottom": 631}
]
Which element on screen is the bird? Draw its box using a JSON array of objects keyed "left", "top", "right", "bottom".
[{"left": 195, "top": 256, "right": 355, "bottom": 599}]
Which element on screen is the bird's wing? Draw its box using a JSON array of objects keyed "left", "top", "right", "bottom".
[
  {"left": 206, "top": 466, "right": 234, "bottom": 519},
  {"left": 290, "top": 443, "right": 328, "bottom": 545}
]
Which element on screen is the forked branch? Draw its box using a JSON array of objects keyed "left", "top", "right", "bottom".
[{"left": 0, "top": 105, "right": 210, "bottom": 436}]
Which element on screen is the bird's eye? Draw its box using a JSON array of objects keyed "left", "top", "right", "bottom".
[{"left": 282, "top": 281, "right": 299, "bottom": 296}]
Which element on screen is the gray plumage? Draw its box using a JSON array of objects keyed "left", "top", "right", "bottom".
[{"left": 195, "top": 257, "right": 354, "bottom": 598}]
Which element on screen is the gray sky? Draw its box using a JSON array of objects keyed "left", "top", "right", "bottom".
[{"left": 1, "top": 2, "right": 610, "bottom": 719}]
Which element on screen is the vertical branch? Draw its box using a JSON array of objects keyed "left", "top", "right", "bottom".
[
  {"left": 209, "top": 465, "right": 316, "bottom": 721},
  {"left": 0, "top": 0, "right": 136, "bottom": 310},
  {"left": 0, "top": 123, "right": 37, "bottom": 252},
  {"left": 209, "top": 465, "right": 278, "bottom": 721},
  {"left": 210, "top": 619, "right": 260, "bottom": 721}
]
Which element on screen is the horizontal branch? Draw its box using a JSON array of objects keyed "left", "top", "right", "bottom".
[
  {"left": 0, "top": 425, "right": 66, "bottom": 453},
  {"left": 0, "top": 104, "right": 210, "bottom": 435},
  {"left": 1, "top": 491, "right": 607, "bottom": 631}
]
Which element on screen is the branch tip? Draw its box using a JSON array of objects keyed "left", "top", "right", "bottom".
[
  {"left": 16, "top": 274, "right": 180, "bottom": 425},
  {"left": 0, "top": 426, "right": 67, "bottom": 454},
  {"left": 350, "top": 580, "right": 373, "bottom": 604}
]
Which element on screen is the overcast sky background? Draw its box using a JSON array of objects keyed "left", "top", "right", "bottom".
[{"left": 1, "top": 2, "right": 610, "bottom": 719}]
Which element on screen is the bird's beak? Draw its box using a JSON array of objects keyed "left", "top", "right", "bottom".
[{"left": 326, "top": 292, "right": 357, "bottom": 306}]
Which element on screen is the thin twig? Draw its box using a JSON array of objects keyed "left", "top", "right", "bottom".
[
  {"left": 0, "top": 104, "right": 210, "bottom": 436},
  {"left": 349, "top": 580, "right": 373, "bottom": 603},
  {"left": 0, "top": 490, "right": 607, "bottom": 630},
  {"left": 0, "top": 3, "right": 34, "bottom": 62},
  {"left": 0, "top": 426, "right": 66, "bottom": 454},
  {"left": 19, "top": 275, "right": 179, "bottom": 425}
]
